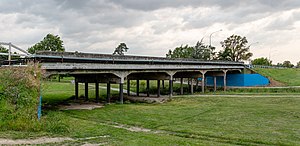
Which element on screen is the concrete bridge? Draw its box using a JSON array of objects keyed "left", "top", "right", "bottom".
[{"left": 32, "top": 51, "right": 245, "bottom": 104}]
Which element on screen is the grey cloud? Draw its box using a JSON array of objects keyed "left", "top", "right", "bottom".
[{"left": 264, "top": 11, "right": 300, "bottom": 31}]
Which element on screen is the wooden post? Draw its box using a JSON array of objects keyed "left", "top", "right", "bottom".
[{"left": 162, "top": 80, "right": 165, "bottom": 89}]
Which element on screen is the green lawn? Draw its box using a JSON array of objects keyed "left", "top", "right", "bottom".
[
  {"left": 0, "top": 81, "right": 299, "bottom": 145},
  {"left": 254, "top": 68, "right": 300, "bottom": 86}
]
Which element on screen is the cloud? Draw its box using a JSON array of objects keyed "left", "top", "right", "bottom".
[{"left": 0, "top": 0, "right": 300, "bottom": 64}]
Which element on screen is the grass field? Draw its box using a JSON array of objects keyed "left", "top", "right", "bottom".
[
  {"left": 254, "top": 68, "right": 300, "bottom": 86},
  {"left": 0, "top": 80, "right": 299, "bottom": 145}
]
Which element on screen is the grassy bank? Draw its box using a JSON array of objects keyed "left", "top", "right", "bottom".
[
  {"left": 254, "top": 68, "right": 300, "bottom": 86},
  {"left": 0, "top": 80, "right": 299, "bottom": 145}
]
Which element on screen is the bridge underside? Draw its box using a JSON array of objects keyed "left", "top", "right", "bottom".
[
  {"left": 35, "top": 51, "right": 245, "bottom": 104},
  {"left": 48, "top": 69, "right": 241, "bottom": 104}
]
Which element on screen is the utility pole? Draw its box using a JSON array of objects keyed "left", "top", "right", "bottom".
[{"left": 209, "top": 29, "right": 222, "bottom": 47}]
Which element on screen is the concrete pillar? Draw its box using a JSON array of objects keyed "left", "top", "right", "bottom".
[
  {"left": 58, "top": 74, "right": 61, "bottom": 82},
  {"left": 85, "top": 82, "right": 88, "bottom": 101},
  {"left": 157, "top": 80, "right": 161, "bottom": 97},
  {"left": 146, "top": 80, "right": 150, "bottom": 97},
  {"left": 127, "top": 79, "right": 130, "bottom": 96},
  {"left": 119, "top": 83, "right": 124, "bottom": 104},
  {"left": 106, "top": 82, "right": 110, "bottom": 104},
  {"left": 95, "top": 82, "right": 99, "bottom": 103},
  {"left": 191, "top": 78, "right": 193, "bottom": 94},
  {"left": 169, "top": 76, "right": 173, "bottom": 97},
  {"left": 201, "top": 71, "right": 207, "bottom": 93},
  {"left": 214, "top": 76, "right": 217, "bottom": 92},
  {"left": 188, "top": 78, "right": 191, "bottom": 91},
  {"left": 136, "top": 80, "right": 139, "bottom": 96},
  {"left": 75, "top": 81, "right": 78, "bottom": 100},
  {"left": 195, "top": 79, "right": 199, "bottom": 90},
  {"left": 223, "top": 70, "right": 227, "bottom": 91},
  {"left": 180, "top": 78, "right": 183, "bottom": 95}
]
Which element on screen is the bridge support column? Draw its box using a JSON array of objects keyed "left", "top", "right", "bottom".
[
  {"left": 106, "top": 82, "right": 110, "bottom": 104},
  {"left": 223, "top": 70, "right": 228, "bottom": 91},
  {"left": 157, "top": 80, "right": 160, "bottom": 97},
  {"left": 119, "top": 83, "right": 124, "bottom": 104},
  {"left": 136, "top": 80, "right": 139, "bottom": 96},
  {"left": 95, "top": 81, "right": 99, "bottom": 103},
  {"left": 85, "top": 82, "right": 89, "bottom": 101},
  {"left": 75, "top": 81, "right": 78, "bottom": 100},
  {"left": 127, "top": 79, "right": 130, "bottom": 96},
  {"left": 146, "top": 80, "right": 150, "bottom": 97},
  {"left": 180, "top": 78, "right": 183, "bottom": 95},
  {"left": 201, "top": 71, "right": 207, "bottom": 93},
  {"left": 169, "top": 76, "right": 173, "bottom": 97},
  {"left": 214, "top": 76, "right": 217, "bottom": 92},
  {"left": 191, "top": 78, "right": 193, "bottom": 94}
]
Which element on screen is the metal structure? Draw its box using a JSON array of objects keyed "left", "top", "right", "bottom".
[{"left": 0, "top": 42, "right": 30, "bottom": 65}]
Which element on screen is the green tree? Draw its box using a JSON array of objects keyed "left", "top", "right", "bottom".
[
  {"left": 296, "top": 61, "right": 300, "bottom": 68},
  {"left": 166, "top": 40, "right": 216, "bottom": 60},
  {"left": 166, "top": 45, "right": 194, "bottom": 59},
  {"left": 113, "top": 43, "right": 129, "bottom": 55},
  {"left": 282, "top": 61, "right": 294, "bottom": 68},
  {"left": 192, "top": 41, "right": 216, "bottom": 60},
  {"left": 28, "top": 34, "right": 65, "bottom": 54},
  {"left": 0, "top": 45, "right": 8, "bottom": 60},
  {"left": 251, "top": 57, "right": 272, "bottom": 66},
  {"left": 218, "top": 34, "right": 253, "bottom": 62}
]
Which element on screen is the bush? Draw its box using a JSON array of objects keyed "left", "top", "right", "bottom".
[{"left": 0, "top": 64, "right": 42, "bottom": 131}]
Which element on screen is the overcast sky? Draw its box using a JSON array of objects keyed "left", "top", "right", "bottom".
[{"left": 0, "top": 0, "right": 300, "bottom": 64}]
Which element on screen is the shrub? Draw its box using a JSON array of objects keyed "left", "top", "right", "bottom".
[{"left": 0, "top": 64, "right": 42, "bottom": 131}]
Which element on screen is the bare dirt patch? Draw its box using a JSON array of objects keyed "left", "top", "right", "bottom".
[
  {"left": 0, "top": 137, "right": 72, "bottom": 145},
  {"left": 268, "top": 78, "right": 285, "bottom": 87},
  {"left": 126, "top": 96, "right": 171, "bottom": 103},
  {"left": 0, "top": 136, "right": 109, "bottom": 145},
  {"left": 59, "top": 102, "right": 104, "bottom": 110}
]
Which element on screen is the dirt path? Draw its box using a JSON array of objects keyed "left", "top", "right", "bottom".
[
  {"left": 178, "top": 94, "right": 300, "bottom": 98},
  {"left": 0, "top": 136, "right": 108, "bottom": 145}
]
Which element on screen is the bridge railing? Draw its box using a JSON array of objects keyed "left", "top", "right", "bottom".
[{"left": 245, "top": 64, "right": 288, "bottom": 69}]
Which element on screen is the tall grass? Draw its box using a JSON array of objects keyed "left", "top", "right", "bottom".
[{"left": 0, "top": 64, "right": 69, "bottom": 133}]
